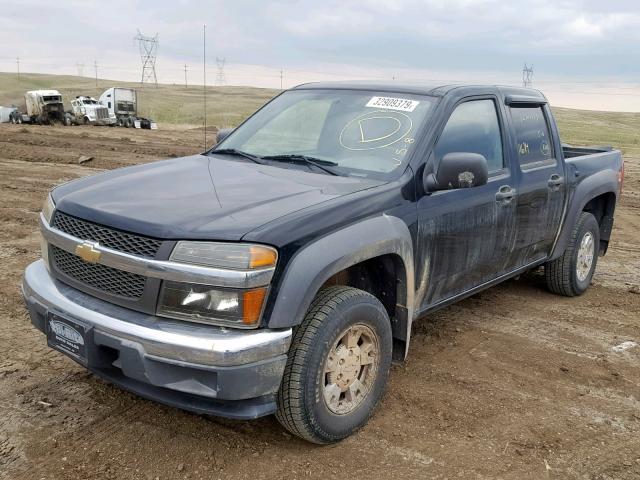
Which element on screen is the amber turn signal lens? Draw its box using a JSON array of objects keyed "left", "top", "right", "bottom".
[
  {"left": 242, "top": 288, "right": 267, "bottom": 325},
  {"left": 249, "top": 246, "right": 277, "bottom": 269}
]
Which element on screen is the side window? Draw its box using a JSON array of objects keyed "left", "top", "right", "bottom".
[
  {"left": 108, "top": 102, "right": 112, "bottom": 108},
  {"left": 510, "top": 106, "right": 554, "bottom": 168},
  {"left": 434, "top": 99, "right": 504, "bottom": 172}
]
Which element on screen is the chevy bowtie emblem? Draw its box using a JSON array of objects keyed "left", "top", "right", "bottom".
[{"left": 75, "top": 241, "right": 101, "bottom": 263}]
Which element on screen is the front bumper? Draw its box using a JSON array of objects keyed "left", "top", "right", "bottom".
[{"left": 22, "top": 260, "right": 292, "bottom": 419}]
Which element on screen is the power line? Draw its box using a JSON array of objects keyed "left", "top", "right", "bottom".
[
  {"left": 184, "top": 64, "right": 188, "bottom": 88},
  {"left": 135, "top": 29, "right": 159, "bottom": 87},
  {"left": 522, "top": 63, "right": 534, "bottom": 88},
  {"left": 215, "top": 57, "right": 226, "bottom": 86}
]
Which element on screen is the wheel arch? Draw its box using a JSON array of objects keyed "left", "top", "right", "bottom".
[
  {"left": 266, "top": 215, "right": 415, "bottom": 360},
  {"left": 550, "top": 168, "right": 619, "bottom": 261}
]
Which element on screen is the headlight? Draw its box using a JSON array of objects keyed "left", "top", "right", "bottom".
[
  {"left": 42, "top": 193, "right": 55, "bottom": 224},
  {"left": 157, "top": 281, "right": 267, "bottom": 328},
  {"left": 170, "top": 242, "right": 277, "bottom": 270}
]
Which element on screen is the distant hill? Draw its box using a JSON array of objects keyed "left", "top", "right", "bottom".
[
  {"left": 1, "top": 72, "right": 638, "bottom": 155},
  {"left": 0, "top": 72, "right": 278, "bottom": 127}
]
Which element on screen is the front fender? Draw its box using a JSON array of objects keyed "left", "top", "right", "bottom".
[{"left": 267, "top": 215, "right": 415, "bottom": 348}]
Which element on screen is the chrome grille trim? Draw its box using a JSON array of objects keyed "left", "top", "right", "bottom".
[{"left": 41, "top": 213, "right": 275, "bottom": 289}]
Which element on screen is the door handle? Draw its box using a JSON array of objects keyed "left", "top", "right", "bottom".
[
  {"left": 548, "top": 174, "right": 563, "bottom": 191},
  {"left": 495, "top": 185, "right": 516, "bottom": 205}
]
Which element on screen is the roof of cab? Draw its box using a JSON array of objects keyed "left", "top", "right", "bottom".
[{"left": 291, "top": 81, "right": 546, "bottom": 100}]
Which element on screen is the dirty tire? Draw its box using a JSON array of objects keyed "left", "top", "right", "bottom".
[
  {"left": 545, "top": 211, "right": 599, "bottom": 297},
  {"left": 276, "top": 286, "right": 392, "bottom": 444}
]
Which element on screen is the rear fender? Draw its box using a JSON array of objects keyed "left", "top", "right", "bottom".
[{"left": 550, "top": 167, "right": 618, "bottom": 260}]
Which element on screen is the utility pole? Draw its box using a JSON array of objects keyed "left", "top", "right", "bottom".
[
  {"left": 94, "top": 60, "right": 98, "bottom": 87},
  {"left": 184, "top": 64, "right": 188, "bottom": 88},
  {"left": 280, "top": 68, "right": 283, "bottom": 90},
  {"left": 76, "top": 62, "right": 85, "bottom": 77},
  {"left": 522, "top": 63, "right": 534, "bottom": 88},
  {"left": 16, "top": 57, "right": 20, "bottom": 81}
]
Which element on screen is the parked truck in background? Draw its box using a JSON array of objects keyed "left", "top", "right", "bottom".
[
  {"left": 23, "top": 83, "right": 623, "bottom": 444},
  {"left": 99, "top": 87, "right": 157, "bottom": 129},
  {"left": 65, "top": 96, "right": 116, "bottom": 126},
  {"left": 10, "top": 90, "right": 66, "bottom": 125}
]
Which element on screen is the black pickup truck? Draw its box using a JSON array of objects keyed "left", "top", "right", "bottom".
[{"left": 23, "top": 83, "right": 623, "bottom": 443}]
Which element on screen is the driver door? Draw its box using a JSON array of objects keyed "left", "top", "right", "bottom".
[{"left": 416, "top": 97, "right": 518, "bottom": 310}]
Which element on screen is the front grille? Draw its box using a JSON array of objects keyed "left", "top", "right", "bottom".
[
  {"left": 52, "top": 245, "right": 145, "bottom": 299},
  {"left": 52, "top": 212, "right": 161, "bottom": 258},
  {"left": 96, "top": 107, "right": 109, "bottom": 119}
]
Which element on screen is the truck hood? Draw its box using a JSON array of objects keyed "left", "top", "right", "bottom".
[{"left": 52, "top": 154, "right": 382, "bottom": 241}]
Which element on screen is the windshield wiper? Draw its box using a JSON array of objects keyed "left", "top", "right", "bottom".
[
  {"left": 261, "top": 154, "right": 341, "bottom": 176},
  {"left": 211, "top": 148, "right": 266, "bottom": 164}
]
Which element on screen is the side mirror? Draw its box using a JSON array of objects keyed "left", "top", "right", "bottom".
[
  {"left": 424, "top": 152, "right": 488, "bottom": 192},
  {"left": 216, "top": 128, "right": 233, "bottom": 145}
]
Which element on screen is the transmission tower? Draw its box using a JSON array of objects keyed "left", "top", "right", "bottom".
[
  {"left": 135, "top": 30, "right": 159, "bottom": 87},
  {"left": 215, "top": 57, "right": 226, "bottom": 86},
  {"left": 522, "top": 63, "right": 534, "bottom": 88}
]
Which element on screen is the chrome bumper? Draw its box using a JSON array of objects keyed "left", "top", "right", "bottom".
[{"left": 22, "top": 260, "right": 292, "bottom": 417}]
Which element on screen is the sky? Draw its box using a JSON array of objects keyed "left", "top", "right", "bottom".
[{"left": 1, "top": 0, "right": 640, "bottom": 111}]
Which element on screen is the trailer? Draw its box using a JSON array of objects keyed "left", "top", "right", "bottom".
[
  {"left": 0, "top": 106, "right": 17, "bottom": 123},
  {"left": 98, "top": 87, "right": 157, "bottom": 129}
]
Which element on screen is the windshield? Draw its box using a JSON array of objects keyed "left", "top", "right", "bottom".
[
  {"left": 42, "top": 95, "right": 61, "bottom": 103},
  {"left": 82, "top": 99, "right": 98, "bottom": 104},
  {"left": 213, "top": 89, "right": 436, "bottom": 178}
]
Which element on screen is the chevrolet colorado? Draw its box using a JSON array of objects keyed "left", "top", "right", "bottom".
[{"left": 23, "top": 83, "right": 623, "bottom": 443}]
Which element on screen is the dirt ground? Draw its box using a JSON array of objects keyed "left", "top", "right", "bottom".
[{"left": 0, "top": 124, "right": 638, "bottom": 480}]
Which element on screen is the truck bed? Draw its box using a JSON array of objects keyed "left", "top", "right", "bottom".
[{"left": 562, "top": 144, "right": 613, "bottom": 159}]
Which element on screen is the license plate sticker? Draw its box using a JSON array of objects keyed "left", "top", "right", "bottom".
[
  {"left": 366, "top": 96, "right": 420, "bottom": 112},
  {"left": 46, "top": 313, "right": 89, "bottom": 365}
]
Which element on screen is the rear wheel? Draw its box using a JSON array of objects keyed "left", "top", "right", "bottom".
[
  {"left": 276, "top": 286, "right": 392, "bottom": 444},
  {"left": 545, "top": 211, "right": 599, "bottom": 296}
]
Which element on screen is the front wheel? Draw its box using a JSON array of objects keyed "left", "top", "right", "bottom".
[
  {"left": 545, "top": 211, "right": 600, "bottom": 296},
  {"left": 276, "top": 286, "right": 392, "bottom": 444}
]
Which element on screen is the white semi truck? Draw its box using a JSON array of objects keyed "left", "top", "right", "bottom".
[
  {"left": 98, "top": 87, "right": 157, "bottom": 129},
  {"left": 66, "top": 96, "right": 116, "bottom": 126}
]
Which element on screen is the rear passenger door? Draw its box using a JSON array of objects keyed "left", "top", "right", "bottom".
[{"left": 507, "top": 103, "right": 565, "bottom": 264}]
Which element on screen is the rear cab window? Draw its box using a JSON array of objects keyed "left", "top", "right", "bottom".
[{"left": 509, "top": 106, "right": 555, "bottom": 169}]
